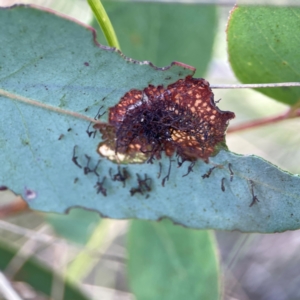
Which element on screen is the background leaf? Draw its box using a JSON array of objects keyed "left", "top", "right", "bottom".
[
  {"left": 92, "top": 1, "right": 217, "bottom": 77},
  {"left": 1, "top": 6, "right": 300, "bottom": 233},
  {"left": 127, "top": 219, "right": 220, "bottom": 300},
  {"left": 227, "top": 6, "right": 300, "bottom": 106},
  {"left": 46, "top": 207, "right": 101, "bottom": 244}
]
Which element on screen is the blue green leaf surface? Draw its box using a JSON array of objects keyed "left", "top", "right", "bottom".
[{"left": 1, "top": 6, "right": 300, "bottom": 233}]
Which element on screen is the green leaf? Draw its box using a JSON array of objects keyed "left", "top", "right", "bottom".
[
  {"left": 227, "top": 6, "right": 300, "bottom": 106},
  {"left": 127, "top": 219, "right": 220, "bottom": 300},
  {"left": 46, "top": 207, "right": 101, "bottom": 244},
  {"left": 0, "top": 240, "right": 90, "bottom": 300},
  {"left": 92, "top": 1, "right": 217, "bottom": 77},
  {"left": 1, "top": 6, "right": 300, "bottom": 233}
]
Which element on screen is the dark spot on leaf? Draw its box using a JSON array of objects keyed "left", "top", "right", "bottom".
[
  {"left": 84, "top": 62, "right": 89, "bottom": 66},
  {"left": 24, "top": 187, "right": 37, "bottom": 200},
  {"left": 58, "top": 134, "right": 64, "bottom": 140},
  {"left": 68, "top": 128, "right": 72, "bottom": 132},
  {"left": 74, "top": 177, "right": 78, "bottom": 184},
  {"left": 21, "top": 139, "right": 30, "bottom": 146}
]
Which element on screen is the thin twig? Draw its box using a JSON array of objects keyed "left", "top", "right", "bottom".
[
  {"left": 227, "top": 109, "right": 300, "bottom": 133},
  {"left": 0, "top": 89, "right": 101, "bottom": 125},
  {"left": 211, "top": 82, "right": 300, "bottom": 89},
  {"left": 118, "top": 0, "right": 300, "bottom": 6}
]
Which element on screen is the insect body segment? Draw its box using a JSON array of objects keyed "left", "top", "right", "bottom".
[
  {"left": 86, "top": 105, "right": 106, "bottom": 137},
  {"left": 95, "top": 176, "right": 107, "bottom": 196},
  {"left": 130, "top": 174, "right": 152, "bottom": 196},
  {"left": 109, "top": 166, "right": 130, "bottom": 187},
  {"left": 249, "top": 180, "right": 260, "bottom": 207},
  {"left": 83, "top": 155, "right": 101, "bottom": 176},
  {"left": 72, "top": 145, "right": 82, "bottom": 169}
]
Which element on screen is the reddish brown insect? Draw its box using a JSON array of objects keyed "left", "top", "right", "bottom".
[{"left": 95, "top": 76, "right": 234, "bottom": 163}]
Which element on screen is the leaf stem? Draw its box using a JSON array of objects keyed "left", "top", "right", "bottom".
[
  {"left": 87, "top": 0, "right": 120, "bottom": 49},
  {"left": 211, "top": 82, "right": 300, "bottom": 89}
]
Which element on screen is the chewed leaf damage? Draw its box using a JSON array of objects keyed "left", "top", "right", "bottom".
[{"left": 94, "top": 76, "right": 235, "bottom": 163}]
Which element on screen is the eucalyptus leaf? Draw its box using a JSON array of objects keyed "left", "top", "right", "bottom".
[
  {"left": 1, "top": 6, "right": 300, "bottom": 233},
  {"left": 227, "top": 6, "right": 300, "bottom": 106},
  {"left": 127, "top": 219, "right": 220, "bottom": 300}
]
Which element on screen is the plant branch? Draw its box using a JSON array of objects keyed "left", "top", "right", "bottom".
[
  {"left": 227, "top": 108, "right": 300, "bottom": 133},
  {"left": 0, "top": 89, "right": 103, "bottom": 125},
  {"left": 211, "top": 82, "right": 300, "bottom": 89},
  {"left": 124, "top": 0, "right": 300, "bottom": 5}
]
